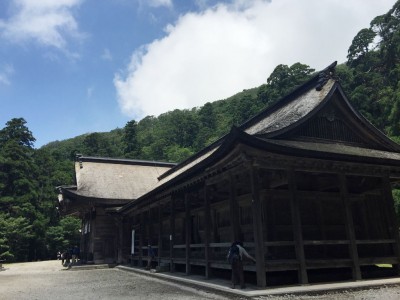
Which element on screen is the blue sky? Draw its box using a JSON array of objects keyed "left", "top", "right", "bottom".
[{"left": 0, "top": 0, "right": 395, "bottom": 148}]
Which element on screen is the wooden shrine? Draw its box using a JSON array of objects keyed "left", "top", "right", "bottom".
[
  {"left": 117, "top": 62, "right": 400, "bottom": 287},
  {"left": 59, "top": 62, "right": 400, "bottom": 287}
]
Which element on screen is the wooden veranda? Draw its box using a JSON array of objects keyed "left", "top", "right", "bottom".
[{"left": 120, "top": 140, "right": 400, "bottom": 287}]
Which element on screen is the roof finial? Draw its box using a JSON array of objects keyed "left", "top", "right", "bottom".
[{"left": 316, "top": 61, "right": 337, "bottom": 91}]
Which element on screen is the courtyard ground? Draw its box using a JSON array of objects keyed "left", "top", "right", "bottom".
[
  {"left": 0, "top": 260, "right": 233, "bottom": 300},
  {"left": 1, "top": 260, "right": 400, "bottom": 299}
]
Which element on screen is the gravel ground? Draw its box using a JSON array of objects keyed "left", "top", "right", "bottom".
[
  {"left": 0, "top": 260, "right": 239, "bottom": 300},
  {"left": 1, "top": 261, "right": 400, "bottom": 300},
  {"left": 255, "top": 286, "right": 400, "bottom": 300}
]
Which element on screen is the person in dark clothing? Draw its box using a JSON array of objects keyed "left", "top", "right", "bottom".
[
  {"left": 145, "top": 245, "right": 155, "bottom": 270},
  {"left": 63, "top": 250, "right": 71, "bottom": 267},
  {"left": 227, "top": 241, "right": 256, "bottom": 289},
  {"left": 72, "top": 245, "right": 80, "bottom": 264}
]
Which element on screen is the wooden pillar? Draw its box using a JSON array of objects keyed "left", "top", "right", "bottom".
[
  {"left": 212, "top": 209, "right": 218, "bottom": 242},
  {"left": 148, "top": 209, "right": 153, "bottom": 247},
  {"left": 229, "top": 173, "right": 240, "bottom": 241},
  {"left": 360, "top": 202, "right": 370, "bottom": 239},
  {"left": 382, "top": 175, "right": 400, "bottom": 274},
  {"left": 139, "top": 212, "right": 144, "bottom": 267},
  {"left": 316, "top": 197, "right": 328, "bottom": 258},
  {"left": 288, "top": 168, "right": 308, "bottom": 284},
  {"left": 129, "top": 218, "right": 134, "bottom": 266},
  {"left": 338, "top": 173, "right": 361, "bottom": 280},
  {"left": 170, "top": 197, "right": 175, "bottom": 272},
  {"left": 79, "top": 218, "right": 85, "bottom": 261},
  {"left": 204, "top": 185, "right": 212, "bottom": 279},
  {"left": 250, "top": 166, "right": 267, "bottom": 288},
  {"left": 185, "top": 193, "right": 191, "bottom": 275},
  {"left": 117, "top": 216, "right": 124, "bottom": 264},
  {"left": 158, "top": 203, "right": 162, "bottom": 266}
]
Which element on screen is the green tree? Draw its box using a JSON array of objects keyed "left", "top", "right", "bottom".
[
  {"left": 165, "top": 144, "right": 193, "bottom": 163},
  {"left": 123, "top": 120, "right": 140, "bottom": 158},
  {"left": 0, "top": 118, "right": 35, "bottom": 148},
  {"left": 0, "top": 214, "right": 34, "bottom": 261},
  {"left": 347, "top": 28, "right": 376, "bottom": 65},
  {"left": 46, "top": 216, "right": 81, "bottom": 256}
]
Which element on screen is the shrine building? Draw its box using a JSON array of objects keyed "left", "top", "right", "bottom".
[{"left": 59, "top": 62, "right": 400, "bottom": 287}]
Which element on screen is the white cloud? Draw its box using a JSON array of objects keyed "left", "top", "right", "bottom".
[
  {"left": 0, "top": 0, "right": 83, "bottom": 51},
  {"left": 101, "top": 48, "right": 113, "bottom": 61},
  {"left": 87, "top": 86, "right": 94, "bottom": 98},
  {"left": 115, "top": 0, "right": 395, "bottom": 119},
  {"left": 0, "top": 64, "right": 15, "bottom": 86},
  {"left": 148, "top": 0, "right": 173, "bottom": 8},
  {"left": 136, "top": 0, "right": 173, "bottom": 9}
]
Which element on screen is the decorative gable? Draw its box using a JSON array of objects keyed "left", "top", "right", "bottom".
[
  {"left": 277, "top": 89, "right": 393, "bottom": 151},
  {"left": 285, "top": 103, "right": 369, "bottom": 147}
]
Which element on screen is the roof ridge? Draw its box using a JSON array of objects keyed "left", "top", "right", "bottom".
[
  {"left": 75, "top": 154, "right": 177, "bottom": 167},
  {"left": 239, "top": 61, "right": 338, "bottom": 131}
]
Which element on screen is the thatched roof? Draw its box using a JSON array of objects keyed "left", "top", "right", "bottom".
[{"left": 72, "top": 156, "right": 175, "bottom": 200}]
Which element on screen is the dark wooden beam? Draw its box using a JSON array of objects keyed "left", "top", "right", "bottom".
[
  {"left": 288, "top": 168, "right": 308, "bottom": 284},
  {"left": 250, "top": 166, "right": 267, "bottom": 288},
  {"left": 148, "top": 209, "right": 153, "bottom": 247},
  {"left": 204, "top": 186, "right": 212, "bottom": 279},
  {"left": 139, "top": 213, "right": 144, "bottom": 267},
  {"left": 338, "top": 173, "right": 361, "bottom": 280},
  {"left": 158, "top": 204, "right": 162, "bottom": 266},
  {"left": 117, "top": 216, "right": 124, "bottom": 264},
  {"left": 185, "top": 194, "right": 191, "bottom": 275},
  {"left": 229, "top": 173, "right": 240, "bottom": 241},
  {"left": 170, "top": 197, "right": 175, "bottom": 272},
  {"left": 382, "top": 175, "right": 400, "bottom": 275}
]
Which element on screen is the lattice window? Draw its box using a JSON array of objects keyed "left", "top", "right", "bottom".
[{"left": 297, "top": 117, "right": 365, "bottom": 144}]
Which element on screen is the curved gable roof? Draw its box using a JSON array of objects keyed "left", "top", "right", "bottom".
[
  {"left": 240, "top": 62, "right": 400, "bottom": 152},
  {"left": 244, "top": 79, "right": 335, "bottom": 136},
  {"left": 72, "top": 156, "right": 175, "bottom": 200}
]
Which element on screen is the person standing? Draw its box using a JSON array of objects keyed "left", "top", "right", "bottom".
[
  {"left": 61, "top": 251, "right": 66, "bottom": 265},
  {"left": 227, "top": 241, "right": 256, "bottom": 289},
  {"left": 72, "top": 245, "right": 80, "bottom": 264},
  {"left": 146, "top": 245, "right": 155, "bottom": 270}
]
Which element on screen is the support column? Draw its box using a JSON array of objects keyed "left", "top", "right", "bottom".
[
  {"left": 288, "top": 168, "right": 308, "bottom": 284},
  {"left": 229, "top": 173, "right": 240, "bottom": 241},
  {"left": 117, "top": 216, "right": 124, "bottom": 264},
  {"left": 250, "top": 166, "right": 267, "bottom": 288},
  {"left": 158, "top": 203, "right": 162, "bottom": 266},
  {"left": 382, "top": 175, "right": 400, "bottom": 274},
  {"left": 170, "top": 197, "right": 175, "bottom": 272},
  {"left": 148, "top": 208, "right": 154, "bottom": 247},
  {"left": 185, "top": 193, "right": 191, "bottom": 275},
  {"left": 338, "top": 173, "right": 361, "bottom": 280},
  {"left": 80, "top": 218, "right": 85, "bottom": 262},
  {"left": 139, "top": 213, "right": 144, "bottom": 267},
  {"left": 204, "top": 185, "right": 212, "bottom": 279}
]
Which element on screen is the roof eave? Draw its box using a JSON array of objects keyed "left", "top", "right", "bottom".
[
  {"left": 119, "top": 126, "right": 400, "bottom": 214},
  {"left": 334, "top": 84, "right": 400, "bottom": 152}
]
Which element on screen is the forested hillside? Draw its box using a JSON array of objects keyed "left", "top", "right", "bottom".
[
  {"left": 2, "top": 1, "right": 400, "bottom": 262},
  {"left": 42, "top": 63, "right": 316, "bottom": 163},
  {"left": 0, "top": 118, "right": 80, "bottom": 262}
]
